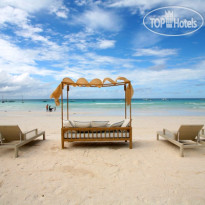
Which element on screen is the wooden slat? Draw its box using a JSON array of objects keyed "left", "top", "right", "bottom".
[{"left": 64, "top": 138, "right": 130, "bottom": 142}]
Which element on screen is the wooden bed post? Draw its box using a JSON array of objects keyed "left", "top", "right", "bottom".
[
  {"left": 124, "top": 84, "right": 127, "bottom": 119},
  {"left": 129, "top": 82, "right": 132, "bottom": 149},
  {"left": 67, "top": 85, "right": 69, "bottom": 120},
  {"left": 61, "top": 82, "right": 64, "bottom": 149},
  {"left": 124, "top": 83, "right": 127, "bottom": 143},
  {"left": 129, "top": 82, "right": 132, "bottom": 125}
]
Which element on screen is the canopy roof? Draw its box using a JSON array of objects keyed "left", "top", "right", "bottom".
[{"left": 50, "top": 77, "right": 134, "bottom": 106}]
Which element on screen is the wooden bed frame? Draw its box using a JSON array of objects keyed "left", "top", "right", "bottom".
[
  {"left": 51, "top": 77, "right": 133, "bottom": 149},
  {"left": 62, "top": 126, "right": 132, "bottom": 149}
]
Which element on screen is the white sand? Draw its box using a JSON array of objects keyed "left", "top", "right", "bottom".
[{"left": 0, "top": 111, "right": 205, "bottom": 204}]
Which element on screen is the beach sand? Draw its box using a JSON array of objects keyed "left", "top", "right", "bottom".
[{"left": 0, "top": 112, "right": 205, "bottom": 204}]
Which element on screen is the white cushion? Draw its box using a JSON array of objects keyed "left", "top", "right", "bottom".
[
  {"left": 74, "top": 121, "right": 91, "bottom": 128},
  {"left": 121, "top": 119, "right": 130, "bottom": 127},
  {"left": 91, "top": 121, "right": 109, "bottom": 127},
  {"left": 63, "top": 120, "right": 75, "bottom": 128},
  {"left": 110, "top": 121, "right": 124, "bottom": 127}
]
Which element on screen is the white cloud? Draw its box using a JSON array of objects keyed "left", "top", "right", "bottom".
[
  {"left": 147, "top": 58, "right": 167, "bottom": 71},
  {"left": 134, "top": 47, "right": 178, "bottom": 71},
  {"left": 0, "top": 36, "right": 69, "bottom": 66},
  {"left": 74, "top": 0, "right": 101, "bottom": 7},
  {"left": 0, "top": 6, "right": 28, "bottom": 26},
  {"left": 0, "top": 37, "right": 65, "bottom": 78},
  {"left": 0, "top": 38, "right": 58, "bottom": 97},
  {"left": 75, "top": 0, "right": 89, "bottom": 6},
  {"left": 75, "top": 7, "right": 122, "bottom": 31},
  {"left": 0, "top": 6, "right": 66, "bottom": 46},
  {"left": 64, "top": 31, "right": 96, "bottom": 51},
  {"left": 120, "top": 60, "right": 205, "bottom": 86},
  {"left": 0, "top": 38, "right": 35, "bottom": 65},
  {"left": 51, "top": 52, "right": 140, "bottom": 82},
  {"left": 52, "top": 58, "right": 205, "bottom": 98},
  {"left": 108, "top": 0, "right": 205, "bottom": 16},
  {"left": 55, "top": 10, "right": 68, "bottom": 18},
  {"left": 0, "top": 71, "right": 52, "bottom": 98},
  {"left": 152, "top": 58, "right": 167, "bottom": 65},
  {"left": 133, "top": 29, "right": 162, "bottom": 48},
  {"left": 0, "top": 6, "right": 49, "bottom": 45},
  {"left": 134, "top": 47, "right": 177, "bottom": 57},
  {"left": 57, "top": 66, "right": 114, "bottom": 81},
  {"left": 77, "top": 52, "right": 137, "bottom": 68},
  {"left": 64, "top": 31, "right": 116, "bottom": 51},
  {"left": 49, "top": 4, "right": 69, "bottom": 18},
  {"left": 0, "top": 0, "right": 69, "bottom": 18},
  {"left": 98, "top": 39, "right": 115, "bottom": 49},
  {"left": 149, "top": 64, "right": 166, "bottom": 71}
]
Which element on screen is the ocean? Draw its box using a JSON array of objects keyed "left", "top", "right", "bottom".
[{"left": 1, "top": 98, "right": 205, "bottom": 116}]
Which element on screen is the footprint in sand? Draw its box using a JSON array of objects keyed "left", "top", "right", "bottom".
[
  {"left": 58, "top": 165, "right": 95, "bottom": 177},
  {"left": 51, "top": 145, "right": 60, "bottom": 152}
]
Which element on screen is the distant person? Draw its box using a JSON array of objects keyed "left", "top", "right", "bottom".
[
  {"left": 46, "top": 104, "right": 48, "bottom": 112},
  {"left": 49, "top": 105, "right": 53, "bottom": 112}
]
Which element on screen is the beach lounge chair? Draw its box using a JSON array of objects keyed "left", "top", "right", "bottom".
[
  {"left": 0, "top": 125, "right": 45, "bottom": 157},
  {"left": 200, "top": 128, "right": 205, "bottom": 143},
  {"left": 157, "top": 125, "right": 205, "bottom": 157}
]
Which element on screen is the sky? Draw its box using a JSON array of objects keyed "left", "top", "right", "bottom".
[{"left": 0, "top": 0, "right": 205, "bottom": 99}]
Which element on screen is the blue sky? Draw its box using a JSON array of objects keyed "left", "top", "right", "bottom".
[{"left": 0, "top": 0, "right": 205, "bottom": 99}]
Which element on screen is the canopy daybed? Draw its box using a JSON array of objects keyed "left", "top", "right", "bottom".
[{"left": 50, "top": 77, "right": 134, "bottom": 149}]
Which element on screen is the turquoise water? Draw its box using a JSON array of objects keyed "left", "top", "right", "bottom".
[{"left": 0, "top": 99, "right": 205, "bottom": 116}]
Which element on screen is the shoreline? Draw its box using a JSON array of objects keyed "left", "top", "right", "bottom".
[{"left": 1, "top": 109, "right": 205, "bottom": 117}]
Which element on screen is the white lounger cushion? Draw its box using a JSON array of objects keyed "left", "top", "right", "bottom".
[
  {"left": 91, "top": 121, "right": 109, "bottom": 127},
  {"left": 74, "top": 121, "right": 91, "bottom": 128},
  {"left": 121, "top": 119, "right": 130, "bottom": 127},
  {"left": 110, "top": 121, "right": 124, "bottom": 127},
  {"left": 63, "top": 120, "right": 75, "bottom": 128}
]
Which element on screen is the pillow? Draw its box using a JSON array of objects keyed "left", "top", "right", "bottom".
[
  {"left": 74, "top": 121, "right": 91, "bottom": 128},
  {"left": 110, "top": 121, "right": 124, "bottom": 127},
  {"left": 69, "top": 120, "right": 75, "bottom": 127},
  {"left": 91, "top": 121, "right": 109, "bottom": 127},
  {"left": 121, "top": 119, "right": 130, "bottom": 127},
  {"left": 63, "top": 120, "right": 75, "bottom": 128}
]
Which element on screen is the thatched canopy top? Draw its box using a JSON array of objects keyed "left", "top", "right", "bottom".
[{"left": 50, "top": 77, "right": 134, "bottom": 106}]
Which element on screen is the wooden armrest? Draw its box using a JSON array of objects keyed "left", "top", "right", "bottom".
[
  {"left": 23, "top": 129, "right": 38, "bottom": 135},
  {"left": 163, "top": 128, "right": 175, "bottom": 137}
]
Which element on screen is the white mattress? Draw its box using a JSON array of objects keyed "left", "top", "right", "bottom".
[{"left": 64, "top": 131, "right": 130, "bottom": 139}]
